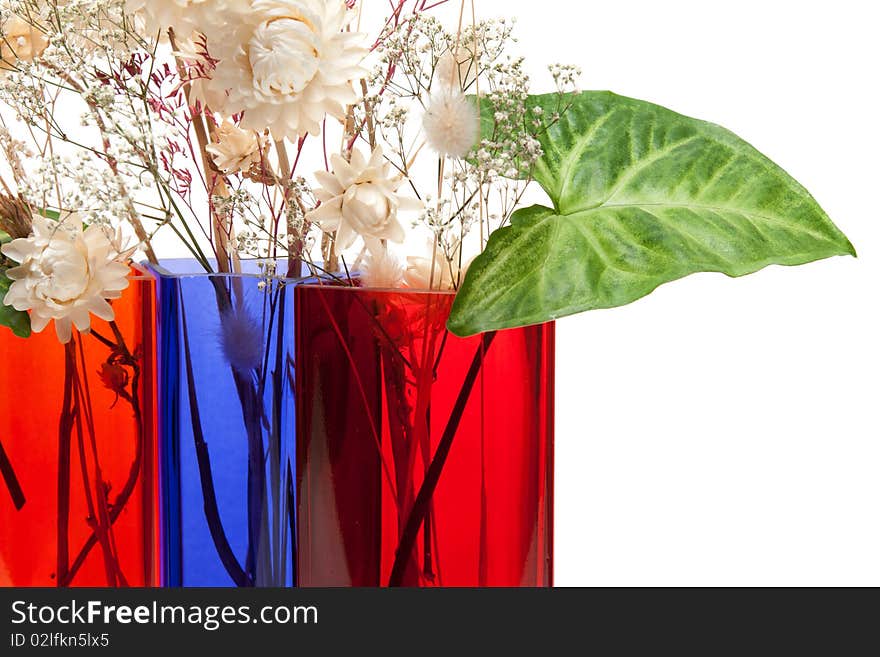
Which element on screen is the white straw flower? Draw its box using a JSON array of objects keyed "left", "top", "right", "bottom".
[
  {"left": 422, "top": 90, "right": 479, "bottom": 158},
  {"left": 307, "top": 145, "right": 422, "bottom": 251},
  {"left": 203, "top": 0, "right": 368, "bottom": 141},
  {"left": 405, "top": 240, "right": 471, "bottom": 291},
  {"left": 205, "top": 120, "right": 268, "bottom": 174},
  {"left": 361, "top": 246, "right": 405, "bottom": 289},
  {"left": 1, "top": 214, "right": 132, "bottom": 343},
  {"left": 0, "top": 12, "right": 49, "bottom": 73}
]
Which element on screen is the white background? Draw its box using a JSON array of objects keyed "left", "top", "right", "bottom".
[
  {"left": 455, "top": 0, "right": 878, "bottom": 586},
  {"left": 6, "top": 0, "right": 878, "bottom": 586}
]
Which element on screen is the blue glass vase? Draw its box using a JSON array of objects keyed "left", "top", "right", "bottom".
[{"left": 150, "top": 259, "right": 299, "bottom": 586}]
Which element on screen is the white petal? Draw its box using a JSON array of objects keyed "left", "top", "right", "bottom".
[
  {"left": 340, "top": 196, "right": 369, "bottom": 229},
  {"left": 348, "top": 148, "right": 367, "bottom": 171},
  {"left": 54, "top": 317, "right": 72, "bottom": 343},
  {"left": 1, "top": 239, "right": 33, "bottom": 264},
  {"left": 30, "top": 312, "right": 50, "bottom": 334},
  {"left": 314, "top": 170, "right": 344, "bottom": 196},
  {"left": 335, "top": 221, "right": 357, "bottom": 250},
  {"left": 4, "top": 282, "right": 30, "bottom": 311},
  {"left": 306, "top": 198, "right": 343, "bottom": 229},
  {"left": 70, "top": 306, "right": 92, "bottom": 332},
  {"left": 368, "top": 144, "right": 385, "bottom": 168},
  {"left": 330, "top": 155, "right": 357, "bottom": 188},
  {"left": 87, "top": 297, "right": 115, "bottom": 322},
  {"left": 396, "top": 196, "right": 426, "bottom": 212},
  {"left": 4, "top": 264, "right": 28, "bottom": 282},
  {"left": 379, "top": 217, "right": 406, "bottom": 244},
  {"left": 313, "top": 188, "right": 338, "bottom": 203}
]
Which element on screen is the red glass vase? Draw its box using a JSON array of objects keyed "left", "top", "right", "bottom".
[
  {"left": 295, "top": 285, "right": 554, "bottom": 587},
  {"left": 0, "top": 267, "right": 158, "bottom": 587}
]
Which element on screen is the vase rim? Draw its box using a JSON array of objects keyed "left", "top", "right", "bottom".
[
  {"left": 298, "top": 282, "right": 457, "bottom": 298},
  {"left": 143, "top": 257, "right": 311, "bottom": 282}
]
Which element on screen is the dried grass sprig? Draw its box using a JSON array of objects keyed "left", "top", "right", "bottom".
[{"left": 0, "top": 193, "right": 32, "bottom": 239}]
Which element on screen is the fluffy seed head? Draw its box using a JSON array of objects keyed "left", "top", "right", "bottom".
[
  {"left": 422, "top": 90, "right": 479, "bottom": 158},
  {"left": 362, "top": 246, "right": 404, "bottom": 289},
  {"left": 218, "top": 307, "right": 263, "bottom": 373}
]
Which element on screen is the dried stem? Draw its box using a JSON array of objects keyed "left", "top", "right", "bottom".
[
  {"left": 0, "top": 439, "right": 25, "bottom": 511},
  {"left": 387, "top": 331, "right": 496, "bottom": 586},
  {"left": 273, "top": 139, "right": 304, "bottom": 278},
  {"left": 168, "top": 29, "right": 233, "bottom": 273}
]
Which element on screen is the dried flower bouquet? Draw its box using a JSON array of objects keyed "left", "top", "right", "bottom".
[{"left": 0, "top": 0, "right": 854, "bottom": 586}]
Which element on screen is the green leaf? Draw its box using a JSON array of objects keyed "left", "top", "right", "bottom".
[
  {"left": 0, "top": 272, "right": 30, "bottom": 339},
  {"left": 448, "top": 91, "right": 855, "bottom": 336}
]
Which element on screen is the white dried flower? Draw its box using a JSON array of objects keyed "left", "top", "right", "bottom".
[
  {"left": 549, "top": 62, "right": 582, "bottom": 94},
  {"left": 0, "top": 12, "right": 49, "bottom": 73},
  {"left": 307, "top": 145, "right": 422, "bottom": 250},
  {"left": 205, "top": 120, "right": 267, "bottom": 174},
  {"left": 203, "top": 0, "right": 369, "bottom": 140},
  {"left": 405, "top": 240, "right": 471, "bottom": 291},
  {"left": 361, "top": 246, "right": 404, "bottom": 289},
  {"left": 1, "top": 214, "right": 132, "bottom": 343},
  {"left": 422, "top": 90, "right": 479, "bottom": 158}
]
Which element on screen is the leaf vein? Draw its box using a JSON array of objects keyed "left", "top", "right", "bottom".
[
  {"left": 599, "top": 134, "right": 701, "bottom": 207},
  {"left": 557, "top": 107, "right": 622, "bottom": 205}
]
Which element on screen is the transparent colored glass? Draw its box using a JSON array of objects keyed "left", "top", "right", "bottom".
[
  {"left": 0, "top": 267, "right": 158, "bottom": 587},
  {"left": 151, "top": 260, "right": 299, "bottom": 587},
  {"left": 295, "top": 285, "right": 554, "bottom": 587}
]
